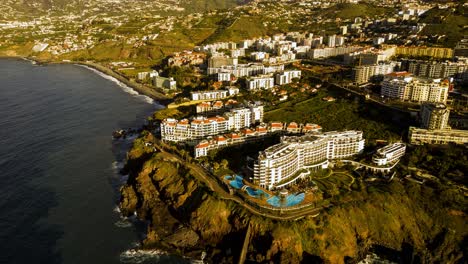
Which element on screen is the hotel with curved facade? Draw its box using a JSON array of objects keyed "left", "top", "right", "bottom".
[{"left": 253, "top": 131, "right": 365, "bottom": 190}]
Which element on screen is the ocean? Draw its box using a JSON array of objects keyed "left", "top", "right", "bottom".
[{"left": 0, "top": 59, "right": 187, "bottom": 264}]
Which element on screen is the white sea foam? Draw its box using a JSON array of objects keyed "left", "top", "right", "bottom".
[
  {"left": 115, "top": 219, "right": 133, "bottom": 228},
  {"left": 76, "top": 64, "right": 156, "bottom": 105},
  {"left": 119, "top": 248, "right": 167, "bottom": 263},
  {"left": 112, "top": 161, "right": 125, "bottom": 171}
]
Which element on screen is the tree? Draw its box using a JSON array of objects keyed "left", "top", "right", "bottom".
[{"left": 220, "top": 159, "right": 229, "bottom": 169}]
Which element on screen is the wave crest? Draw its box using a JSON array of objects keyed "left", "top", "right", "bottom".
[{"left": 77, "top": 64, "right": 156, "bottom": 105}]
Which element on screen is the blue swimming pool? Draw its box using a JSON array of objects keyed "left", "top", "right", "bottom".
[
  {"left": 267, "top": 193, "right": 305, "bottom": 207},
  {"left": 229, "top": 175, "right": 244, "bottom": 189},
  {"left": 224, "top": 175, "right": 233, "bottom": 180},
  {"left": 245, "top": 187, "right": 270, "bottom": 199}
]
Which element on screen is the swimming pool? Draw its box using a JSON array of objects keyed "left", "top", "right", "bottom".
[
  {"left": 228, "top": 175, "right": 244, "bottom": 189},
  {"left": 267, "top": 193, "right": 305, "bottom": 207},
  {"left": 245, "top": 187, "right": 270, "bottom": 199}
]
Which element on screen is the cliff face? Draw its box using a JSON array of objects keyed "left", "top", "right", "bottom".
[{"left": 120, "top": 133, "right": 467, "bottom": 263}]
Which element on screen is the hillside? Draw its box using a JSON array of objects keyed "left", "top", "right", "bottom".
[
  {"left": 119, "top": 132, "right": 467, "bottom": 263},
  {"left": 419, "top": 5, "right": 468, "bottom": 47}
]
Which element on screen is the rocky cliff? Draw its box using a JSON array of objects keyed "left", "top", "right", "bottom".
[{"left": 120, "top": 133, "right": 467, "bottom": 263}]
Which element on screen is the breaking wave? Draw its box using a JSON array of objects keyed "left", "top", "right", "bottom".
[
  {"left": 119, "top": 248, "right": 168, "bottom": 263},
  {"left": 76, "top": 64, "right": 155, "bottom": 104}
]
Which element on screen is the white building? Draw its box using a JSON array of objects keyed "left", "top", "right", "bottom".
[
  {"left": 153, "top": 72, "right": 177, "bottom": 90},
  {"left": 275, "top": 70, "right": 302, "bottom": 85},
  {"left": 308, "top": 46, "right": 361, "bottom": 59},
  {"left": 336, "top": 36, "right": 345, "bottom": 47},
  {"left": 327, "top": 35, "right": 336, "bottom": 48},
  {"left": 191, "top": 90, "right": 229, "bottom": 101},
  {"left": 373, "top": 37, "right": 386, "bottom": 45},
  {"left": 247, "top": 75, "right": 275, "bottom": 90},
  {"left": 217, "top": 72, "right": 232, "bottom": 82},
  {"left": 372, "top": 143, "right": 406, "bottom": 166},
  {"left": 254, "top": 131, "right": 365, "bottom": 190},
  {"left": 421, "top": 103, "right": 450, "bottom": 130},
  {"left": 352, "top": 62, "right": 398, "bottom": 84},
  {"left": 409, "top": 127, "right": 468, "bottom": 145},
  {"left": 161, "top": 106, "right": 263, "bottom": 143},
  {"left": 381, "top": 72, "right": 449, "bottom": 103}
]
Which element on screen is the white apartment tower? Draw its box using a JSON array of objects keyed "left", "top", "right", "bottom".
[
  {"left": 420, "top": 103, "right": 450, "bottom": 130},
  {"left": 275, "top": 70, "right": 302, "bottom": 85}
]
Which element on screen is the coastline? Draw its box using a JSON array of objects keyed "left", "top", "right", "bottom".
[{"left": 0, "top": 55, "right": 172, "bottom": 105}]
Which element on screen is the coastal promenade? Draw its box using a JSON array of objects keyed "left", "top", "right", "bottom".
[{"left": 152, "top": 140, "right": 326, "bottom": 221}]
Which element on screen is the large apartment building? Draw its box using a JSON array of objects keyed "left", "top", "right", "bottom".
[
  {"left": 161, "top": 105, "right": 264, "bottom": 143},
  {"left": 253, "top": 131, "right": 365, "bottom": 190},
  {"left": 246, "top": 75, "right": 275, "bottom": 90},
  {"left": 409, "top": 127, "right": 468, "bottom": 145},
  {"left": 381, "top": 72, "right": 449, "bottom": 103},
  {"left": 275, "top": 70, "right": 302, "bottom": 85},
  {"left": 352, "top": 62, "right": 398, "bottom": 84},
  {"left": 395, "top": 46, "right": 453, "bottom": 59},
  {"left": 401, "top": 59, "right": 468, "bottom": 81},
  {"left": 421, "top": 103, "right": 450, "bottom": 130}
]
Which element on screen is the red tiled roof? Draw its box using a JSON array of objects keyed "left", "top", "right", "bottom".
[{"left": 196, "top": 142, "right": 209, "bottom": 148}]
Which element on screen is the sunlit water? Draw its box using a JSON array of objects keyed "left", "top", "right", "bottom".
[{"left": 0, "top": 59, "right": 187, "bottom": 264}]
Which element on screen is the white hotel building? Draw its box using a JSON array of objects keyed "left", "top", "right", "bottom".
[
  {"left": 372, "top": 143, "right": 406, "bottom": 166},
  {"left": 254, "top": 131, "right": 365, "bottom": 190},
  {"left": 381, "top": 72, "right": 449, "bottom": 103}
]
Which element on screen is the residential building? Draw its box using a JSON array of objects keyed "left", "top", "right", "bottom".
[
  {"left": 152, "top": 72, "right": 177, "bottom": 90},
  {"left": 308, "top": 46, "right": 360, "bottom": 59},
  {"left": 217, "top": 72, "right": 232, "bottom": 82},
  {"left": 372, "top": 143, "right": 406, "bottom": 166},
  {"left": 208, "top": 55, "right": 238, "bottom": 68},
  {"left": 336, "top": 36, "right": 345, "bottom": 47},
  {"left": 395, "top": 46, "right": 453, "bottom": 59},
  {"left": 161, "top": 106, "right": 263, "bottom": 143},
  {"left": 454, "top": 39, "right": 468, "bottom": 57},
  {"left": 246, "top": 75, "right": 275, "bottom": 90},
  {"left": 421, "top": 103, "right": 450, "bottom": 130},
  {"left": 254, "top": 131, "right": 365, "bottom": 190},
  {"left": 191, "top": 90, "right": 228, "bottom": 101},
  {"left": 373, "top": 37, "right": 385, "bottom": 45},
  {"left": 400, "top": 59, "right": 468, "bottom": 81},
  {"left": 275, "top": 70, "right": 302, "bottom": 85},
  {"left": 352, "top": 62, "right": 398, "bottom": 84},
  {"left": 327, "top": 35, "right": 336, "bottom": 48},
  {"left": 194, "top": 122, "right": 321, "bottom": 158},
  {"left": 408, "top": 127, "right": 468, "bottom": 145},
  {"left": 381, "top": 72, "right": 449, "bottom": 103}
]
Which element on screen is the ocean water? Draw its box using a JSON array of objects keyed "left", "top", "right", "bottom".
[{"left": 0, "top": 59, "right": 186, "bottom": 264}]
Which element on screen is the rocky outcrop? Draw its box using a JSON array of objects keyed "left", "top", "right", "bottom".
[{"left": 120, "top": 134, "right": 467, "bottom": 263}]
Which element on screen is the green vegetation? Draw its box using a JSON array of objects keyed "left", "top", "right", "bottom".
[
  {"left": 419, "top": 5, "right": 468, "bottom": 47},
  {"left": 121, "top": 131, "right": 467, "bottom": 263},
  {"left": 264, "top": 89, "right": 411, "bottom": 142},
  {"left": 322, "top": 3, "right": 394, "bottom": 20},
  {"left": 401, "top": 144, "right": 468, "bottom": 186}
]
